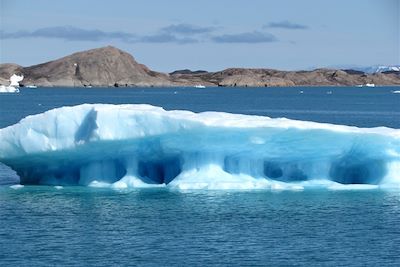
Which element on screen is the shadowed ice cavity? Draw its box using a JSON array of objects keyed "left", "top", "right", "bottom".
[
  {"left": 263, "top": 161, "right": 308, "bottom": 182},
  {"left": 138, "top": 157, "right": 182, "bottom": 184},
  {"left": 5, "top": 145, "right": 392, "bottom": 186},
  {"left": 329, "top": 151, "right": 387, "bottom": 184}
]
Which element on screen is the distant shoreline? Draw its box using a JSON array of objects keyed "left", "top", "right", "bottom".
[
  {"left": 1, "top": 46, "right": 400, "bottom": 88},
  {"left": 16, "top": 85, "right": 400, "bottom": 89}
]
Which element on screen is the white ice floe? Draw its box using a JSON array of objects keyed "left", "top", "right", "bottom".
[{"left": 0, "top": 74, "right": 23, "bottom": 93}]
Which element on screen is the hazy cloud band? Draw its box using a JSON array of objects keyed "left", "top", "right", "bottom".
[
  {"left": 266, "top": 20, "right": 308, "bottom": 30},
  {"left": 2, "top": 25, "right": 278, "bottom": 44}
]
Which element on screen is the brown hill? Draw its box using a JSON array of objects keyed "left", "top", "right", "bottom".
[{"left": 1, "top": 46, "right": 172, "bottom": 87}]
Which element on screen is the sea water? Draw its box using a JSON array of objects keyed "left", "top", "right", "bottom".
[{"left": 0, "top": 87, "right": 399, "bottom": 266}]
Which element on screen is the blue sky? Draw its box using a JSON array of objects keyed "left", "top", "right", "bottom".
[{"left": 0, "top": 0, "right": 399, "bottom": 71}]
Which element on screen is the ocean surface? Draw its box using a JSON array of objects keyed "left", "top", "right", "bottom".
[{"left": 0, "top": 86, "right": 400, "bottom": 266}]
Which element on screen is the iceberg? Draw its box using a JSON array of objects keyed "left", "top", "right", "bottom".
[
  {"left": 9, "top": 74, "right": 24, "bottom": 87},
  {"left": 0, "top": 74, "right": 23, "bottom": 93},
  {"left": 0, "top": 85, "right": 19, "bottom": 93},
  {"left": 0, "top": 104, "right": 399, "bottom": 189}
]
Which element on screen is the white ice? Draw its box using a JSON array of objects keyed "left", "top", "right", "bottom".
[
  {"left": 0, "top": 74, "right": 23, "bottom": 93},
  {"left": 0, "top": 104, "right": 399, "bottom": 190}
]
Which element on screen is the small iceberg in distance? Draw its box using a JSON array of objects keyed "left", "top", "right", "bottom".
[
  {"left": 194, "top": 85, "right": 206, "bottom": 88},
  {"left": 355, "top": 83, "right": 375, "bottom": 88},
  {"left": 0, "top": 85, "right": 19, "bottom": 93},
  {"left": 0, "top": 74, "right": 23, "bottom": 93},
  {"left": 9, "top": 74, "right": 24, "bottom": 87},
  {"left": 392, "top": 90, "right": 400, "bottom": 94},
  {"left": 0, "top": 104, "right": 399, "bottom": 190}
]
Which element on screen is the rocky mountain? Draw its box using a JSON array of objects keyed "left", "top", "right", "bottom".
[
  {"left": 0, "top": 46, "right": 172, "bottom": 87},
  {"left": 1, "top": 46, "right": 399, "bottom": 87},
  {"left": 170, "top": 68, "right": 400, "bottom": 87}
]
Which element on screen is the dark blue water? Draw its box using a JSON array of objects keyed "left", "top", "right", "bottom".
[
  {"left": 1, "top": 87, "right": 400, "bottom": 266},
  {"left": 0, "top": 86, "right": 399, "bottom": 128}
]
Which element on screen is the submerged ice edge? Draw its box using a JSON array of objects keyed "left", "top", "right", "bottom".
[
  {"left": 3, "top": 178, "right": 398, "bottom": 191},
  {"left": 0, "top": 104, "right": 399, "bottom": 189},
  {"left": 85, "top": 171, "right": 394, "bottom": 191}
]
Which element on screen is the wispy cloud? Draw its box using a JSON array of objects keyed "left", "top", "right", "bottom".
[
  {"left": 265, "top": 20, "right": 308, "bottom": 30},
  {"left": 1, "top": 25, "right": 203, "bottom": 44},
  {"left": 140, "top": 23, "right": 212, "bottom": 43},
  {"left": 2, "top": 25, "right": 279, "bottom": 44},
  {"left": 140, "top": 33, "right": 176, "bottom": 43},
  {"left": 1, "top": 26, "right": 136, "bottom": 42},
  {"left": 140, "top": 33, "right": 198, "bottom": 44},
  {"left": 212, "top": 31, "right": 277, "bottom": 43},
  {"left": 160, "top": 23, "right": 216, "bottom": 35}
]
